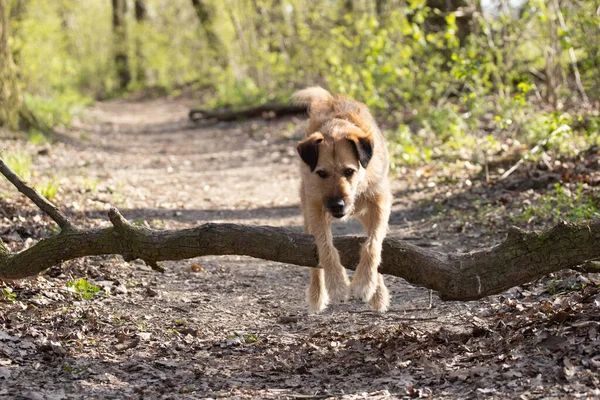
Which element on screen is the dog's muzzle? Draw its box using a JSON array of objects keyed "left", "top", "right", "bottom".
[{"left": 326, "top": 198, "right": 346, "bottom": 219}]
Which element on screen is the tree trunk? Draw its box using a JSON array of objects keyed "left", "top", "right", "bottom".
[
  {"left": 8, "top": 0, "right": 26, "bottom": 66},
  {"left": 426, "top": 0, "right": 472, "bottom": 45},
  {"left": 134, "top": 0, "right": 147, "bottom": 84},
  {"left": 112, "top": 0, "right": 131, "bottom": 90},
  {"left": 2, "top": 156, "right": 600, "bottom": 302},
  {"left": 375, "top": 0, "right": 386, "bottom": 18},
  {"left": 191, "top": 0, "right": 228, "bottom": 69},
  {"left": 0, "top": 0, "right": 22, "bottom": 129}
]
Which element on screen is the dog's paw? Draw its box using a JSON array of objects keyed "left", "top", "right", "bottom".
[
  {"left": 306, "top": 284, "right": 329, "bottom": 313},
  {"left": 307, "top": 270, "right": 329, "bottom": 313},
  {"left": 325, "top": 274, "right": 350, "bottom": 303},
  {"left": 369, "top": 274, "right": 390, "bottom": 313},
  {"left": 351, "top": 269, "right": 378, "bottom": 302}
]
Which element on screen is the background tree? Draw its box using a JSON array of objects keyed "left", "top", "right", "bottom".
[
  {"left": 134, "top": 0, "right": 147, "bottom": 84},
  {"left": 191, "top": 0, "right": 228, "bottom": 69},
  {"left": 0, "top": 0, "right": 22, "bottom": 129},
  {"left": 426, "top": 0, "right": 472, "bottom": 44},
  {"left": 112, "top": 0, "right": 130, "bottom": 90}
]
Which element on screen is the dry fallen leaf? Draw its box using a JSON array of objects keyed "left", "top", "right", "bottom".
[{"left": 190, "top": 264, "right": 204, "bottom": 272}]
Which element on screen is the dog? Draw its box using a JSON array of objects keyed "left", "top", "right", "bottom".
[{"left": 293, "top": 87, "right": 391, "bottom": 313}]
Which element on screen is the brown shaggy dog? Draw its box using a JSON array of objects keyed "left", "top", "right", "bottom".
[{"left": 294, "top": 87, "right": 391, "bottom": 313}]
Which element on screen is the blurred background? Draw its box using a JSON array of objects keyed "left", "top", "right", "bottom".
[{"left": 1, "top": 0, "right": 599, "bottom": 169}]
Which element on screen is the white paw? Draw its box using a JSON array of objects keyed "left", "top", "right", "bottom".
[
  {"left": 306, "top": 285, "right": 329, "bottom": 314},
  {"left": 326, "top": 277, "right": 350, "bottom": 303},
  {"left": 369, "top": 275, "right": 390, "bottom": 313},
  {"left": 351, "top": 270, "right": 378, "bottom": 302}
]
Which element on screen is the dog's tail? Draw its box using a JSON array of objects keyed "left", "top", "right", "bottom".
[{"left": 291, "top": 86, "right": 333, "bottom": 110}]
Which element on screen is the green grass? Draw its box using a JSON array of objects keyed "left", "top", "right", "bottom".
[
  {"left": 28, "top": 130, "right": 49, "bottom": 145},
  {"left": 35, "top": 180, "right": 59, "bottom": 201},
  {"left": 514, "top": 183, "right": 600, "bottom": 224},
  {"left": 3, "top": 151, "right": 33, "bottom": 181},
  {"left": 83, "top": 178, "right": 99, "bottom": 193}
]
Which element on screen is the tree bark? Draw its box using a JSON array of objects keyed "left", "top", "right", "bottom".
[
  {"left": 134, "top": 0, "right": 147, "bottom": 84},
  {"left": 425, "top": 0, "right": 472, "bottom": 45},
  {"left": 189, "top": 103, "right": 307, "bottom": 122},
  {"left": 0, "top": 0, "right": 22, "bottom": 129},
  {"left": 191, "top": 0, "right": 228, "bottom": 69},
  {"left": 112, "top": 0, "right": 131, "bottom": 90},
  {"left": 2, "top": 156, "right": 600, "bottom": 302}
]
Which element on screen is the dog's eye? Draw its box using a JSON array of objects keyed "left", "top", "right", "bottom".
[
  {"left": 344, "top": 169, "right": 355, "bottom": 178},
  {"left": 316, "top": 170, "right": 329, "bottom": 179}
]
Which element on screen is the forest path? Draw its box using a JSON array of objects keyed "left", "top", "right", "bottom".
[
  {"left": 39, "top": 97, "right": 469, "bottom": 398},
  {"left": 2, "top": 97, "right": 589, "bottom": 400}
]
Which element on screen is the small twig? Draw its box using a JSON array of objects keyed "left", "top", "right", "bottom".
[
  {"left": 499, "top": 159, "right": 525, "bottom": 181},
  {"left": 428, "top": 289, "right": 434, "bottom": 310},
  {"left": 499, "top": 124, "right": 570, "bottom": 181},
  {"left": 553, "top": 0, "right": 589, "bottom": 104},
  {"left": 394, "top": 316, "right": 438, "bottom": 321},
  {"left": 573, "top": 260, "right": 600, "bottom": 273},
  {"left": 0, "top": 156, "right": 73, "bottom": 231},
  {"left": 356, "top": 310, "right": 438, "bottom": 320}
]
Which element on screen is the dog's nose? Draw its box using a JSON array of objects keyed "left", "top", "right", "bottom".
[{"left": 327, "top": 198, "right": 345, "bottom": 217}]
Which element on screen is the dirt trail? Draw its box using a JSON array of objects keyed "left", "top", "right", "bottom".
[{"left": 1, "top": 98, "right": 597, "bottom": 399}]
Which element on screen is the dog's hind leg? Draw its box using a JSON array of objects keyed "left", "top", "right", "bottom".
[
  {"left": 305, "top": 205, "right": 350, "bottom": 306},
  {"left": 353, "top": 192, "right": 391, "bottom": 310}
]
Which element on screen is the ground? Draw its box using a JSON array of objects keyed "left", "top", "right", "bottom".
[{"left": 1, "top": 97, "right": 599, "bottom": 399}]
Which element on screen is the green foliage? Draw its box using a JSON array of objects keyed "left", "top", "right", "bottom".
[
  {"left": 24, "top": 91, "right": 92, "bottom": 128},
  {"left": 1, "top": 286, "right": 17, "bottom": 303},
  {"left": 67, "top": 278, "right": 101, "bottom": 300},
  {"left": 28, "top": 130, "right": 48, "bottom": 145},
  {"left": 207, "top": 78, "right": 274, "bottom": 108}
]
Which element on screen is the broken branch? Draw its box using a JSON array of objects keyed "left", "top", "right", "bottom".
[
  {"left": 0, "top": 157, "right": 73, "bottom": 231},
  {"left": 189, "top": 103, "right": 307, "bottom": 122},
  {"left": 1, "top": 156, "right": 600, "bottom": 301}
]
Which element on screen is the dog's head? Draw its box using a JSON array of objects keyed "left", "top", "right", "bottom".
[{"left": 297, "top": 121, "right": 374, "bottom": 219}]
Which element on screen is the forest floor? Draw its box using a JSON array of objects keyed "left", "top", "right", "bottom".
[{"left": 1, "top": 96, "right": 599, "bottom": 399}]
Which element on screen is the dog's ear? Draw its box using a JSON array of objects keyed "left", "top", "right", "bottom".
[
  {"left": 297, "top": 133, "right": 324, "bottom": 171},
  {"left": 347, "top": 133, "right": 374, "bottom": 169}
]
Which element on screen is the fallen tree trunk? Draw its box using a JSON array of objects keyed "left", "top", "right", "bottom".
[
  {"left": 1, "top": 157, "right": 599, "bottom": 301},
  {"left": 189, "top": 103, "right": 307, "bottom": 122}
]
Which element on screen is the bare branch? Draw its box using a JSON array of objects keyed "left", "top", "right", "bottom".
[
  {"left": 0, "top": 205, "right": 599, "bottom": 301},
  {"left": 0, "top": 156, "right": 73, "bottom": 231},
  {"left": 573, "top": 260, "right": 600, "bottom": 274},
  {"left": 553, "top": 0, "right": 589, "bottom": 104}
]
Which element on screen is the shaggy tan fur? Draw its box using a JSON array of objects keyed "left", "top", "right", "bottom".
[{"left": 294, "top": 87, "right": 392, "bottom": 313}]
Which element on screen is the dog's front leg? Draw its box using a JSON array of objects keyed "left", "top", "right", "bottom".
[
  {"left": 353, "top": 194, "right": 391, "bottom": 312},
  {"left": 303, "top": 210, "right": 329, "bottom": 313},
  {"left": 306, "top": 205, "right": 350, "bottom": 312}
]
